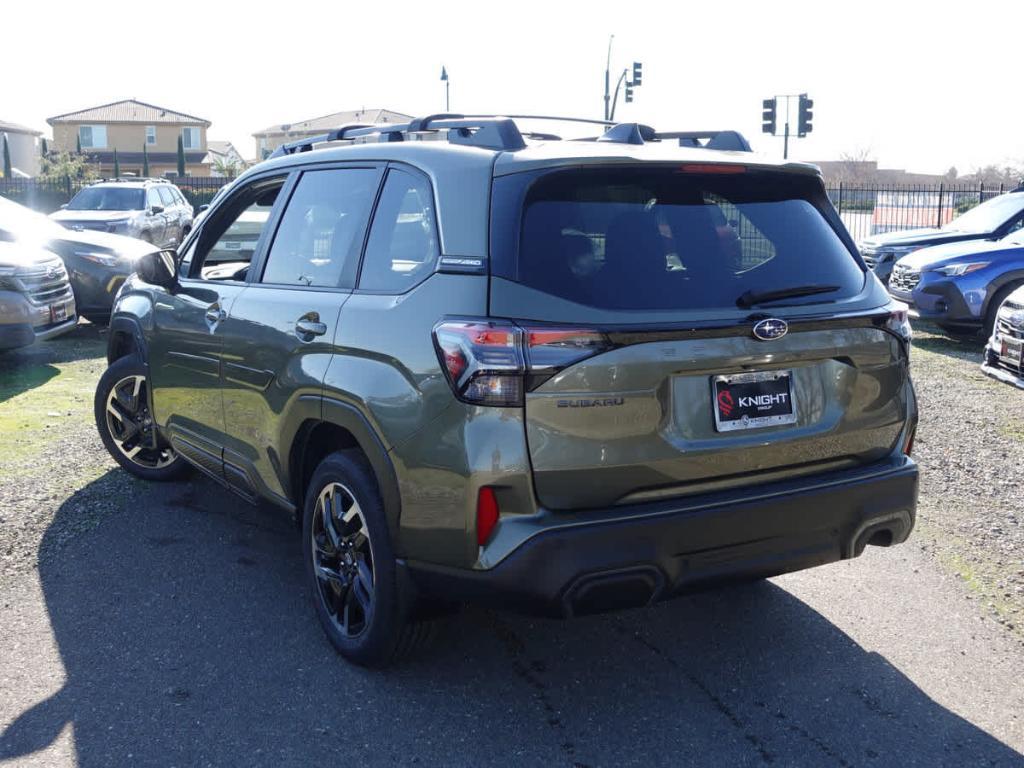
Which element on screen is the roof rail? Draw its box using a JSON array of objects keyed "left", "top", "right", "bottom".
[
  {"left": 92, "top": 176, "right": 169, "bottom": 184},
  {"left": 591, "top": 124, "right": 752, "bottom": 152},
  {"left": 265, "top": 115, "right": 751, "bottom": 158}
]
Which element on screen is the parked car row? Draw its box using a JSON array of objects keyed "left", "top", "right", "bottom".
[
  {"left": 860, "top": 190, "right": 1024, "bottom": 389},
  {"left": 0, "top": 196, "right": 157, "bottom": 350}
]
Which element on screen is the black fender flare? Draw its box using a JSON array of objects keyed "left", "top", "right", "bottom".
[
  {"left": 106, "top": 315, "right": 149, "bottom": 367},
  {"left": 314, "top": 396, "right": 403, "bottom": 543}
]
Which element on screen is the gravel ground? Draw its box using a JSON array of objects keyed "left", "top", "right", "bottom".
[
  {"left": 909, "top": 323, "right": 1024, "bottom": 634},
  {"left": 0, "top": 324, "right": 130, "bottom": 582}
]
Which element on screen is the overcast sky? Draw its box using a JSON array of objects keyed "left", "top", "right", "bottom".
[{"left": 5, "top": 0, "right": 1021, "bottom": 174}]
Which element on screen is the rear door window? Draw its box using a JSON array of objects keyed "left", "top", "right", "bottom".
[
  {"left": 491, "top": 167, "right": 865, "bottom": 311},
  {"left": 260, "top": 168, "right": 380, "bottom": 288}
]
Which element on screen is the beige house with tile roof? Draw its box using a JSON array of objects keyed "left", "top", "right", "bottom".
[
  {"left": 252, "top": 108, "right": 412, "bottom": 160},
  {"left": 48, "top": 99, "right": 212, "bottom": 177}
]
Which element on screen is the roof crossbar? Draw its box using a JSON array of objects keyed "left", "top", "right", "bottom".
[{"left": 266, "top": 116, "right": 751, "bottom": 158}]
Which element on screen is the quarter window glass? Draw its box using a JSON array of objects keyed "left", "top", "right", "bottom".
[
  {"left": 359, "top": 169, "right": 438, "bottom": 292},
  {"left": 261, "top": 168, "right": 379, "bottom": 288}
]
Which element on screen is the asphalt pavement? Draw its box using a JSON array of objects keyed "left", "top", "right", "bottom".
[{"left": 1, "top": 471, "right": 1023, "bottom": 767}]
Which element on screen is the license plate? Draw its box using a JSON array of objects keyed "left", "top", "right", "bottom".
[
  {"left": 713, "top": 370, "right": 797, "bottom": 432},
  {"left": 1000, "top": 337, "right": 1023, "bottom": 365},
  {"left": 50, "top": 302, "right": 68, "bottom": 323}
]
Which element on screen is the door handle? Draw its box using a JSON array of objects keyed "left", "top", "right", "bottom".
[
  {"left": 295, "top": 317, "right": 328, "bottom": 339},
  {"left": 205, "top": 306, "right": 226, "bottom": 324}
]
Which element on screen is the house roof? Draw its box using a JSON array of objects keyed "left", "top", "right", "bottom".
[
  {"left": 254, "top": 108, "right": 412, "bottom": 137},
  {"left": 203, "top": 141, "right": 244, "bottom": 166},
  {"left": 206, "top": 140, "right": 238, "bottom": 156},
  {"left": 47, "top": 99, "right": 210, "bottom": 127},
  {"left": 0, "top": 120, "right": 42, "bottom": 136}
]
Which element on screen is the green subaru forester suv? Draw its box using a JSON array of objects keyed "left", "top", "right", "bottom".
[{"left": 94, "top": 116, "right": 919, "bottom": 666}]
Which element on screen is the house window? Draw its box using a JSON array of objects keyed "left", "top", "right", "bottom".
[
  {"left": 146, "top": 126, "right": 156, "bottom": 145},
  {"left": 79, "top": 125, "right": 107, "bottom": 149},
  {"left": 181, "top": 127, "right": 201, "bottom": 150}
]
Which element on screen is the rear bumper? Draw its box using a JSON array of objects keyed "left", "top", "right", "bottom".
[{"left": 404, "top": 456, "right": 918, "bottom": 616}]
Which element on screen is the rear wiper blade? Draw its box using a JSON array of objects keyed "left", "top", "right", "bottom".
[{"left": 736, "top": 284, "right": 840, "bottom": 308}]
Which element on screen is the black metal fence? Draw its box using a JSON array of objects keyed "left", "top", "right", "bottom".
[
  {"left": 0, "top": 176, "right": 1015, "bottom": 246},
  {"left": 0, "top": 175, "right": 232, "bottom": 214},
  {"left": 825, "top": 182, "right": 1011, "bottom": 244}
]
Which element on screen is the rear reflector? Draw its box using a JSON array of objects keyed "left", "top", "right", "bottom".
[{"left": 477, "top": 487, "right": 499, "bottom": 546}]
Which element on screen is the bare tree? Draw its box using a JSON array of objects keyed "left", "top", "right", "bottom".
[{"left": 831, "top": 146, "right": 876, "bottom": 184}]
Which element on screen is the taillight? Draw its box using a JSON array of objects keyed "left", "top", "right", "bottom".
[
  {"left": 903, "top": 428, "right": 916, "bottom": 456},
  {"left": 433, "top": 320, "right": 612, "bottom": 406},
  {"left": 885, "top": 303, "right": 913, "bottom": 345}
]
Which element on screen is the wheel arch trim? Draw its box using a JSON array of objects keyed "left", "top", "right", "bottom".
[{"left": 297, "top": 395, "right": 403, "bottom": 543}]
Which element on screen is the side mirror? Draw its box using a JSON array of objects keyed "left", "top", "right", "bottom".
[
  {"left": 150, "top": 205, "right": 165, "bottom": 215},
  {"left": 136, "top": 249, "right": 178, "bottom": 289}
]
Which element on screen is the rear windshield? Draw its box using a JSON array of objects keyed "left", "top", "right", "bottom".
[
  {"left": 490, "top": 167, "right": 865, "bottom": 311},
  {"left": 67, "top": 187, "right": 146, "bottom": 211}
]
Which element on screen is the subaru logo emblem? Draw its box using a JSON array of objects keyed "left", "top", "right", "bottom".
[{"left": 753, "top": 318, "right": 788, "bottom": 341}]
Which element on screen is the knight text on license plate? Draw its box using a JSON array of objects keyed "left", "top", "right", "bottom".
[{"left": 713, "top": 370, "right": 797, "bottom": 432}]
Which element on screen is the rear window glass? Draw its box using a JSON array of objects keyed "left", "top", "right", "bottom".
[{"left": 491, "top": 167, "right": 864, "bottom": 311}]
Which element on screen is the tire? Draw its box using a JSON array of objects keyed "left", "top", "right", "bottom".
[
  {"left": 94, "top": 355, "right": 189, "bottom": 481},
  {"left": 984, "top": 283, "right": 1023, "bottom": 339},
  {"left": 303, "top": 450, "right": 427, "bottom": 667}
]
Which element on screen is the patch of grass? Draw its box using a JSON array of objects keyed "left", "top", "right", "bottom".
[
  {"left": 917, "top": 518, "right": 1023, "bottom": 637},
  {"left": 0, "top": 330, "right": 106, "bottom": 467}
]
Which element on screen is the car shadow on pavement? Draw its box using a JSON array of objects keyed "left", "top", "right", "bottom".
[{"left": 2, "top": 471, "right": 1022, "bottom": 767}]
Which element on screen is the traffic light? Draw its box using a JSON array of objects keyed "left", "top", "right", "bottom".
[
  {"left": 632, "top": 61, "right": 643, "bottom": 87},
  {"left": 798, "top": 93, "right": 813, "bottom": 136},
  {"left": 625, "top": 81, "right": 634, "bottom": 103},
  {"left": 761, "top": 98, "right": 777, "bottom": 135}
]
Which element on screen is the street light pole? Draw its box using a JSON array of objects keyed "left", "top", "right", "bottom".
[{"left": 604, "top": 34, "right": 614, "bottom": 121}]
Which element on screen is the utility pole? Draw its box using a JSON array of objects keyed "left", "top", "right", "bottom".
[
  {"left": 603, "top": 35, "right": 614, "bottom": 121},
  {"left": 603, "top": 36, "right": 643, "bottom": 122}
]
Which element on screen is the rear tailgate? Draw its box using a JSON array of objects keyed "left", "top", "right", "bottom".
[
  {"left": 522, "top": 320, "right": 907, "bottom": 509},
  {"left": 488, "top": 164, "right": 911, "bottom": 510}
]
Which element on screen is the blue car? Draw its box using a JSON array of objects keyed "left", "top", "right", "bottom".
[{"left": 887, "top": 228, "right": 1024, "bottom": 336}]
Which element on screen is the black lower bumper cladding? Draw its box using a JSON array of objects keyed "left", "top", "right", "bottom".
[{"left": 405, "top": 457, "right": 919, "bottom": 617}]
